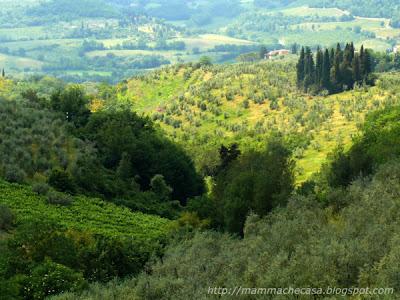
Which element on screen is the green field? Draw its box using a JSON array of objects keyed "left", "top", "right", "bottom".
[{"left": 0, "top": 180, "right": 171, "bottom": 240}]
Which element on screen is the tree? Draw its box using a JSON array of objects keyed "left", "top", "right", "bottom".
[
  {"left": 291, "top": 43, "right": 299, "bottom": 54},
  {"left": 150, "top": 174, "right": 173, "bottom": 201},
  {"left": 352, "top": 53, "right": 361, "bottom": 84},
  {"left": 83, "top": 110, "right": 204, "bottom": 203},
  {"left": 303, "top": 47, "right": 315, "bottom": 91},
  {"left": 50, "top": 85, "right": 90, "bottom": 128},
  {"left": 213, "top": 138, "right": 294, "bottom": 234},
  {"left": 116, "top": 152, "right": 132, "bottom": 180},
  {"left": 331, "top": 43, "right": 342, "bottom": 91},
  {"left": 315, "top": 48, "right": 324, "bottom": 88},
  {"left": 217, "top": 143, "right": 241, "bottom": 175},
  {"left": 296, "top": 47, "right": 305, "bottom": 87},
  {"left": 322, "top": 48, "right": 331, "bottom": 90},
  {"left": 259, "top": 46, "right": 268, "bottom": 59},
  {"left": 199, "top": 56, "right": 212, "bottom": 66}
]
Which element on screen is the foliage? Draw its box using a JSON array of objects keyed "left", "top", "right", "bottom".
[
  {"left": 46, "top": 191, "right": 74, "bottom": 206},
  {"left": 55, "top": 161, "right": 400, "bottom": 300},
  {"left": 50, "top": 85, "right": 91, "bottom": 128},
  {"left": 0, "top": 204, "right": 15, "bottom": 231},
  {"left": 323, "top": 105, "right": 400, "bottom": 187},
  {"left": 82, "top": 109, "right": 204, "bottom": 204},
  {"left": 297, "top": 43, "right": 374, "bottom": 94},
  {"left": 211, "top": 139, "right": 295, "bottom": 234},
  {"left": 0, "top": 180, "right": 171, "bottom": 299},
  {"left": 24, "top": 260, "right": 87, "bottom": 300}
]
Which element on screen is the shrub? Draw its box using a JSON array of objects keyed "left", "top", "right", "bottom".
[
  {"left": 0, "top": 204, "right": 14, "bottom": 231},
  {"left": 4, "top": 165, "right": 26, "bottom": 183},
  {"left": 47, "top": 191, "right": 73, "bottom": 206},
  {"left": 48, "top": 168, "right": 76, "bottom": 193},
  {"left": 32, "top": 182, "right": 51, "bottom": 195},
  {"left": 27, "top": 260, "right": 87, "bottom": 299}
]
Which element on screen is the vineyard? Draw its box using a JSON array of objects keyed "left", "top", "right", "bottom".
[{"left": 0, "top": 180, "right": 171, "bottom": 241}]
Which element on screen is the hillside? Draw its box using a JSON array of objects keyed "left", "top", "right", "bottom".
[
  {"left": 0, "top": 180, "right": 171, "bottom": 240},
  {"left": 53, "top": 159, "right": 400, "bottom": 300},
  {"left": 103, "top": 61, "right": 400, "bottom": 182}
]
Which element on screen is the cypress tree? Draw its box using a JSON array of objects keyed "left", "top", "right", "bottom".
[
  {"left": 304, "top": 47, "right": 315, "bottom": 91},
  {"left": 352, "top": 53, "right": 361, "bottom": 84},
  {"left": 359, "top": 45, "right": 365, "bottom": 77},
  {"left": 330, "top": 48, "right": 335, "bottom": 67},
  {"left": 331, "top": 44, "right": 342, "bottom": 91},
  {"left": 316, "top": 48, "right": 324, "bottom": 88},
  {"left": 322, "top": 49, "right": 331, "bottom": 90},
  {"left": 297, "top": 47, "right": 305, "bottom": 87},
  {"left": 350, "top": 42, "right": 355, "bottom": 61},
  {"left": 363, "top": 49, "right": 372, "bottom": 79},
  {"left": 341, "top": 43, "right": 354, "bottom": 89}
]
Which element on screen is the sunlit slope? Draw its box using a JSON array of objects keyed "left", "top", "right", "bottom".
[{"left": 114, "top": 62, "right": 400, "bottom": 182}]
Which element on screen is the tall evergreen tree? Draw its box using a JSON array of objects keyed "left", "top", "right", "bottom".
[
  {"left": 315, "top": 48, "right": 324, "bottom": 88},
  {"left": 303, "top": 47, "right": 315, "bottom": 91},
  {"left": 331, "top": 44, "right": 342, "bottom": 91},
  {"left": 341, "top": 43, "right": 355, "bottom": 88},
  {"left": 322, "top": 49, "right": 331, "bottom": 90},
  {"left": 359, "top": 45, "right": 365, "bottom": 77},
  {"left": 363, "top": 49, "right": 372, "bottom": 79},
  {"left": 296, "top": 47, "right": 305, "bottom": 87},
  {"left": 352, "top": 53, "right": 361, "bottom": 84},
  {"left": 330, "top": 48, "right": 335, "bottom": 67}
]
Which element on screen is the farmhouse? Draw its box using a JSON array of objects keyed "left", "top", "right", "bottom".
[{"left": 266, "top": 49, "right": 290, "bottom": 60}]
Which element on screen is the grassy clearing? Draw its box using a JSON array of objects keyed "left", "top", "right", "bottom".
[
  {"left": 281, "top": 6, "right": 348, "bottom": 17},
  {"left": 0, "top": 53, "right": 43, "bottom": 70},
  {"left": 175, "top": 34, "right": 255, "bottom": 51}
]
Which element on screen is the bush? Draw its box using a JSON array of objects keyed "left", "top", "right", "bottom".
[
  {"left": 32, "top": 182, "right": 51, "bottom": 195},
  {"left": 48, "top": 168, "right": 76, "bottom": 193},
  {"left": 47, "top": 191, "right": 73, "bottom": 206},
  {"left": 4, "top": 165, "right": 26, "bottom": 183},
  {"left": 0, "top": 204, "right": 14, "bottom": 231},
  {"left": 27, "top": 260, "right": 87, "bottom": 299}
]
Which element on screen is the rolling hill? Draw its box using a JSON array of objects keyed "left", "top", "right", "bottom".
[{"left": 99, "top": 60, "right": 400, "bottom": 182}]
